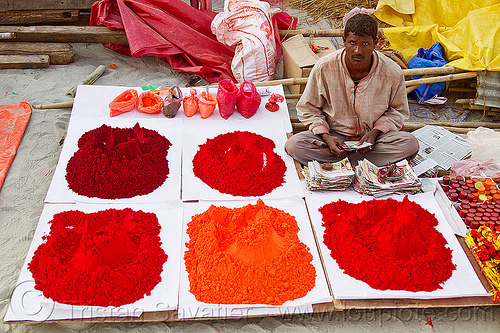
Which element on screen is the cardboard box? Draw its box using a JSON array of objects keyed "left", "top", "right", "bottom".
[{"left": 282, "top": 34, "right": 336, "bottom": 94}]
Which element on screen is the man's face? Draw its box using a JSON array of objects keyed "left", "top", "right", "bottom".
[{"left": 343, "top": 32, "right": 376, "bottom": 71}]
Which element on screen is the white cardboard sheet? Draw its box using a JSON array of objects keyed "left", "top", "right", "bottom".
[
  {"left": 432, "top": 178, "right": 468, "bottom": 236},
  {"left": 5, "top": 201, "right": 183, "bottom": 322},
  {"left": 45, "top": 117, "right": 182, "bottom": 204},
  {"left": 304, "top": 190, "right": 489, "bottom": 300},
  {"left": 181, "top": 119, "right": 302, "bottom": 201},
  {"left": 71, "top": 84, "right": 293, "bottom": 132},
  {"left": 178, "top": 198, "right": 332, "bottom": 319}
]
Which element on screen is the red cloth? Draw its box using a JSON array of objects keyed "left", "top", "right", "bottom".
[
  {"left": 90, "top": 0, "right": 297, "bottom": 83},
  {"left": 90, "top": 0, "right": 235, "bottom": 83}
]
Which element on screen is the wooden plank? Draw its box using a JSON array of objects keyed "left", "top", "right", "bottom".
[
  {"left": 0, "top": 9, "right": 79, "bottom": 25},
  {"left": 0, "top": 26, "right": 128, "bottom": 44},
  {"left": 0, "top": 42, "right": 74, "bottom": 64},
  {"left": 0, "top": 0, "right": 98, "bottom": 11},
  {"left": 0, "top": 54, "right": 49, "bottom": 69}
]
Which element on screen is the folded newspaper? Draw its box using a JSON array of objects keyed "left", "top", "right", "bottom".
[
  {"left": 353, "top": 159, "right": 422, "bottom": 197},
  {"left": 302, "top": 158, "right": 355, "bottom": 191}
]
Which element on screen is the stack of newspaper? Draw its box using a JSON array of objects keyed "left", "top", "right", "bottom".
[
  {"left": 353, "top": 159, "right": 422, "bottom": 197},
  {"left": 302, "top": 158, "right": 355, "bottom": 191}
]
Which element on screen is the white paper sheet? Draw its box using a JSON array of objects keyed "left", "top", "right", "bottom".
[
  {"left": 181, "top": 119, "right": 302, "bottom": 201},
  {"left": 71, "top": 84, "right": 293, "bottom": 132},
  {"left": 45, "top": 117, "right": 182, "bottom": 204},
  {"left": 4, "top": 201, "right": 183, "bottom": 322},
  {"left": 178, "top": 198, "right": 332, "bottom": 319},
  {"left": 304, "top": 190, "right": 489, "bottom": 300}
]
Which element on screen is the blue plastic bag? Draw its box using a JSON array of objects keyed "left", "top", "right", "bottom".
[{"left": 408, "top": 43, "right": 447, "bottom": 104}]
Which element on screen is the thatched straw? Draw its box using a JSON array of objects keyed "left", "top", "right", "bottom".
[{"left": 283, "top": 0, "right": 382, "bottom": 26}]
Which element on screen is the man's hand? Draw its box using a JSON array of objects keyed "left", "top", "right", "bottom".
[
  {"left": 357, "top": 129, "right": 381, "bottom": 154},
  {"left": 321, "top": 133, "right": 348, "bottom": 158}
]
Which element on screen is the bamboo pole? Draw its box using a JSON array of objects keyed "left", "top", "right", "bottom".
[
  {"left": 285, "top": 94, "right": 302, "bottom": 100},
  {"left": 293, "top": 122, "right": 500, "bottom": 134},
  {"left": 468, "top": 105, "right": 490, "bottom": 111},
  {"left": 279, "top": 29, "right": 344, "bottom": 37},
  {"left": 66, "top": 65, "right": 107, "bottom": 97},
  {"left": 32, "top": 101, "right": 74, "bottom": 109},
  {"left": 236, "top": 72, "right": 477, "bottom": 90},
  {"left": 405, "top": 121, "right": 500, "bottom": 129},
  {"left": 403, "top": 66, "right": 462, "bottom": 77},
  {"left": 403, "top": 125, "right": 498, "bottom": 134},
  {"left": 228, "top": 69, "right": 476, "bottom": 90},
  {"left": 406, "top": 74, "right": 433, "bottom": 94},
  {"left": 209, "top": 77, "right": 309, "bottom": 88},
  {"left": 448, "top": 87, "right": 476, "bottom": 93},
  {"left": 455, "top": 99, "right": 475, "bottom": 105},
  {"left": 291, "top": 117, "right": 500, "bottom": 128},
  {"left": 405, "top": 72, "right": 478, "bottom": 87},
  {"left": 254, "top": 77, "right": 308, "bottom": 87},
  {"left": 278, "top": 27, "right": 449, "bottom": 37}
]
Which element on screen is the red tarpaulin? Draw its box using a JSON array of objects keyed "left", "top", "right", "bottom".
[{"left": 90, "top": 0, "right": 296, "bottom": 83}]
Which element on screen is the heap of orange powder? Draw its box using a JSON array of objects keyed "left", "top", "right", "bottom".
[{"left": 184, "top": 199, "right": 316, "bottom": 305}]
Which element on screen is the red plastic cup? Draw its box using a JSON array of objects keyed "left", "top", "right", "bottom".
[
  {"left": 465, "top": 216, "right": 474, "bottom": 226},
  {"left": 461, "top": 204, "right": 471, "bottom": 211}
]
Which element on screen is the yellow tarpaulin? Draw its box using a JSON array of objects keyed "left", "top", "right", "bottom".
[{"left": 375, "top": 0, "right": 500, "bottom": 71}]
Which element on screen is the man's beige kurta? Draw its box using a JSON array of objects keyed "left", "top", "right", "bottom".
[{"left": 297, "top": 49, "right": 409, "bottom": 137}]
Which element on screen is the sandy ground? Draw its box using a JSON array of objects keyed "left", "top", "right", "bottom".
[{"left": 1, "top": 2, "right": 500, "bottom": 332}]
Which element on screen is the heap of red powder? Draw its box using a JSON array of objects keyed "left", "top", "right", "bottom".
[
  {"left": 184, "top": 199, "right": 316, "bottom": 305},
  {"left": 192, "top": 131, "right": 286, "bottom": 196},
  {"left": 28, "top": 208, "right": 168, "bottom": 307},
  {"left": 320, "top": 197, "right": 456, "bottom": 292},
  {"left": 66, "top": 123, "right": 171, "bottom": 199}
]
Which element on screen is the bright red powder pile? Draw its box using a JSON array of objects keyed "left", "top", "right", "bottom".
[
  {"left": 184, "top": 199, "right": 316, "bottom": 305},
  {"left": 28, "top": 208, "right": 168, "bottom": 307},
  {"left": 320, "top": 196, "right": 456, "bottom": 292},
  {"left": 66, "top": 123, "right": 171, "bottom": 199},
  {"left": 192, "top": 131, "right": 286, "bottom": 196}
]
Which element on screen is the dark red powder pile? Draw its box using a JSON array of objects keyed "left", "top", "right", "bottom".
[
  {"left": 28, "top": 208, "right": 167, "bottom": 307},
  {"left": 320, "top": 196, "right": 456, "bottom": 292},
  {"left": 66, "top": 123, "right": 171, "bottom": 199},
  {"left": 192, "top": 131, "right": 286, "bottom": 196}
]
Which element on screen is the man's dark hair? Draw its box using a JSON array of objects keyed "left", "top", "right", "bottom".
[{"left": 343, "top": 14, "right": 378, "bottom": 41}]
